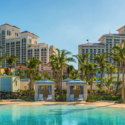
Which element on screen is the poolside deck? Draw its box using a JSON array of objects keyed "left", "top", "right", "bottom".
[{"left": 0, "top": 99, "right": 125, "bottom": 108}]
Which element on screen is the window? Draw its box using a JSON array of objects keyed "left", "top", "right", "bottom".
[
  {"left": 98, "top": 49, "right": 100, "bottom": 53},
  {"left": 90, "top": 49, "right": 92, "bottom": 53},
  {"left": 102, "top": 49, "right": 104, "bottom": 53},
  {"left": 2, "top": 30, "right": 5, "bottom": 35},
  {"left": 94, "top": 49, "right": 96, "bottom": 53},
  {"left": 7, "top": 30, "right": 11, "bottom": 36},
  {"left": 86, "top": 49, "right": 88, "bottom": 53},
  {"left": 22, "top": 38, "right": 26, "bottom": 43},
  {"left": 15, "top": 81, "right": 17, "bottom": 87}
]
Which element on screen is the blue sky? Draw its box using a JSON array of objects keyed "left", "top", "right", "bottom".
[{"left": 1, "top": 0, "right": 125, "bottom": 69}]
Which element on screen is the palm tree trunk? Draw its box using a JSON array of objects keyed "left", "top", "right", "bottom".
[
  {"left": 115, "top": 63, "right": 120, "bottom": 95},
  {"left": 100, "top": 71, "right": 103, "bottom": 85},
  {"left": 122, "top": 64, "right": 125, "bottom": 102},
  {"left": 90, "top": 73, "right": 93, "bottom": 99},
  {"left": 122, "top": 62, "right": 125, "bottom": 102},
  {"left": 29, "top": 70, "right": 33, "bottom": 98},
  {"left": 59, "top": 66, "right": 63, "bottom": 101},
  {"left": 81, "top": 68, "right": 84, "bottom": 80},
  {"left": 9, "top": 65, "right": 11, "bottom": 75}
]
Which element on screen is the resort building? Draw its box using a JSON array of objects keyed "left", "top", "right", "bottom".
[
  {"left": 78, "top": 26, "right": 125, "bottom": 69},
  {"left": 0, "top": 23, "right": 56, "bottom": 70}
]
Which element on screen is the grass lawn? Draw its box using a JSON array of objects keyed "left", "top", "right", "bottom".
[{"left": 0, "top": 100, "right": 2, "bottom": 102}]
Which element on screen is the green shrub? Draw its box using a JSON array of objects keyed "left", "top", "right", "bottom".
[
  {"left": 55, "top": 95, "right": 59, "bottom": 101},
  {"left": 87, "top": 94, "right": 121, "bottom": 102},
  {"left": 88, "top": 90, "right": 90, "bottom": 93}
]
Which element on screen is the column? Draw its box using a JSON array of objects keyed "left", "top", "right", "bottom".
[
  {"left": 84, "top": 85, "right": 87, "bottom": 101},
  {"left": 35, "top": 85, "right": 38, "bottom": 101},
  {"left": 52, "top": 84, "right": 55, "bottom": 101},
  {"left": 66, "top": 85, "right": 70, "bottom": 101}
]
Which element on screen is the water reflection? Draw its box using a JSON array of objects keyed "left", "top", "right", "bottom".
[{"left": 0, "top": 105, "right": 125, "bottom": 125}]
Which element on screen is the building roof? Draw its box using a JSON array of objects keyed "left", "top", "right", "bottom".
[
  {"left": 20, "top": 31, "right": 39, "bottom": 38},
  {"left": 20, "top": 78, "right": 30, "bottom": 82},
  {"left": 116, "top": 26, "right": 125, "bottom": 31},
  {"left": 79, "top": 43, "right": 105, "bottom": 46},
  {"left": 34, "top": 78, "right": 55, "bottom": 84},
  {"left": 62, "top": 78, "right": 73, "bottom": 82},
  {"left": 67, "top": 79, "right": 88, "bottom": 84},
  {"left": 14, "top": 65, "right": 28, "bottom": 69},
  {"left": 98, "top": 34, "right": 125, "bottom": 41},
  {"left": 0, "top": 23, "right": 20, "bottom": 29}
]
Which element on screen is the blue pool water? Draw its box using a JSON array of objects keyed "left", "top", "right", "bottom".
[{"left": 0, "top": 105, "right": 125, "bottom": 125}]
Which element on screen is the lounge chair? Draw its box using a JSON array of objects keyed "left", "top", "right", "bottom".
[
  {"left": 69, "top": 94, "right": 74, "bottom": 101},
  {"left": 47, "top": 95, "right": 52, "bottom": 101},
  {"left": 38, "top": 94, "right": 43, "bottom": 101},
  {"left": 78, "top": 94, "right": 83, "bottom": 101}
]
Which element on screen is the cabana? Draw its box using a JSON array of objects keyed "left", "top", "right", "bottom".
[
  {"left": 66, "top": 79, "right": 88, "bottom": 101},
  {"left": 20, "top": 78, "right": 30, "bottom": 90},
  {"left": 34, "top": 78, "right": 55, "bottom": 101},
  {"left": 62, "top": 78, "right": 72, "bottom": 90}
]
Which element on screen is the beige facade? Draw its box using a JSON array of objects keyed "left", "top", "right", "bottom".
[
  {"left": 0, "top": 23, "right": 56, "bottom": 70},
  {"left": 78, "top": 26, "right": 125, "bottom": 69}
]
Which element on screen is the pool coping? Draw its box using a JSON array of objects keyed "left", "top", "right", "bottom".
[{"left": 0, "top": 99, "right": 125, "bottom": 108}]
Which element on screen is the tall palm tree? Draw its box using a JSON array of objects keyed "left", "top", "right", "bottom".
[
  {"left": 110, "top": 50, "right": 122, "bottom": 94},
  {"left": 112, "top": 41, "right": 125, "bottom": 102},
  {"left": 113, "top": 41, "right": 125, "bottom": 102},
  {"left": 93, "top": 52, "right": 109, "bottom": 85},
  {"left": 51, "top": 48, "right": 76, "bottom": 100},
  {"left": 73, "top": 53, "right": 90, "bottom": 80},
  {"left": 67, "top": 65, "right": 74, "bottom": 77},
  {"left": 25, "top": 57, "right": 43, "bottom": 97},
  {"left": 87, "top": 62, "right": 98, "bottom": 99},
  {"left": 4, "top": 52, "right": 19, "bottom": 75}
]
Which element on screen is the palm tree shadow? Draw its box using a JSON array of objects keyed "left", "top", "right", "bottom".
[{"left": 48, "top": 103, "right": 117, "bottom": 115}]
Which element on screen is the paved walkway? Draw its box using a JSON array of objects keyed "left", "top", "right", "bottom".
[{"left": 0, "top": 99, "right": 125, "bottom": 107}]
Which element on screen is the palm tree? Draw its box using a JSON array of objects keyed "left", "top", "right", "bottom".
[
  {"left": 51, "top": 48, "right": 76, "bottom": 100},
  {"left": 4, "top": 52, "right": 19, "bottom": 75},
  {"left": 87, "top": 62, "right": 98, "bottom": 99},
  {"left": 69, "top": 70, "right": 80, "bottom": 80},
  {"left": 67, "top": 65, "right": 74, "bottom": 77},
  {"left": 109, "top": 64, "right": 117, "bottom": 77},
  {"left": 105, "top": 76, "right": 116, "bottom": 91},
  {"left": 110, "top": 50, "right": 122, "bottom": 95},
  {"left": 73, "top": 53, "right": 90, "bottom": 80},
  {"left": 43, "top": 72, "right": 52, "bottom": 80},
  {"left": 25, "top": 57, "right": 43, "bottom": 97},
  {"left": 93, "top": 52, "right": 109, "bottom": 85},
  {"left": 112, "top": 41, "right": 125, "bottom": 101}
]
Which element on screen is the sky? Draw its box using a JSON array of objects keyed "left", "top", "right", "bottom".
[{"left": 1, "top": 0, "right": 125, "bottom": 69}]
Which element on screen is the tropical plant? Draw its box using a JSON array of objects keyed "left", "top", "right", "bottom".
[
  {"left": 93, "top": 52, "right": 109, "bottom": 85},
  {"left": 87, "top": 62, "right": 98, "bottom": 99},
  {"left": 25, "top": 57, "right": 43, "bottom": 97},
  {"left": 4, "top": 52, "right": 19, "bottom": 75},
  {"left": 43, "top": 72, "right": 52, "bottom": 80},
  {"left": 112, "top": 41, "right": 125, "bottom": 102},
  {"left": 69, "top": 70, "right": 80, "bottom": 80},
  {"left": 104, "top": 76, "right": 116, "bottom": 91},
  {"left": 73, "top": 53, "right": 90, "bottom": 80},
  {"left": 66, "top": 65, "right": 74, "bottom": 77},
  {"left": 50, "top": 48, "right": 76, "bottom": 100},
  {"left": 110, "top": 48, "right": 122, "bottom": 95}
]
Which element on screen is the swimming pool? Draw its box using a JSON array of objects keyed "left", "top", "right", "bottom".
[{"left": 0, "top": 105, "right": 124, "bottom": 125}]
